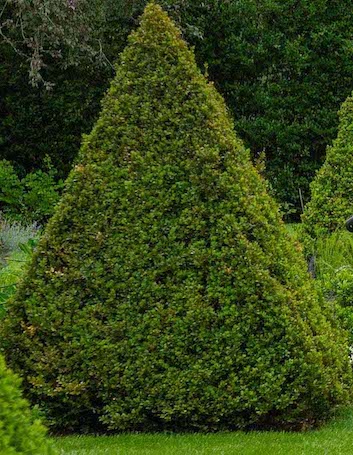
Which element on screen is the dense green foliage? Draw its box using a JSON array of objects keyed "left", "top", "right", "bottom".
[
  {"left": 0, "top": 355, "right": 54, "bottom": 454},
  {"left": 2, "top": 3, "right": 351, "bottom": 433},
  {"left": 302, "top": 93, "right": 353, "bottom": 239},
  {"left": 2, "top": 0, "right": 353, "bottom": 213},
  {"left": 0, "top": 159, "right": 62, "bottom": 222},
  {"left": 0, "top": 55, "right": 106, "bottom": 178},
  {"left": 0, "top": 0, "right": 137, "bottom": 176},
  {"left": 170, "top": 0, "right": 353, "bottom": 215}
]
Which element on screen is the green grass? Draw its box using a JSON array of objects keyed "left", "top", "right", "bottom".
[
  {"left": 0, "top": 248, "right": 30, "bottom": 316},
  {"left": 53, "top": 408, "right": 353, "bottom": 454},
  {"left": 0, "top": 218, "right": 38, "bottom": 314}
]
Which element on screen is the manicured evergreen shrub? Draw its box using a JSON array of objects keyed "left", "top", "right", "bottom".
[
  {"left": 302, "top": 93, "right": 353, "bottom": 240},
  {"left": 2, "top": 3, "right": 351, "bottom": 432},
  {"left": 0, "top": 355, "right": 54, "bottom": 454}
]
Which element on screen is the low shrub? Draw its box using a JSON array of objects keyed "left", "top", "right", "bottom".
[
  {"left": 0, "top": 355, "right": 54, "bottom": 454},
  {"left": 0, "top": 159, "right": 63, "bottom": 223},
  {"left": 0, "top": 218, "right": 38, "bottom": 257},
  {"left": 21, "top": 159, "right": 64, "bottom": 222},
  {"left": 0, "top": 160, "right": 23, "bottom": 208}
]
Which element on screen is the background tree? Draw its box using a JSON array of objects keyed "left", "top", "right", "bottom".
[{"left": 2, "top": 0, "right": 353, "bottom": 216}]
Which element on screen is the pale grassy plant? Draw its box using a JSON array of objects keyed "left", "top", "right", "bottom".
[
  {"left": 314, "top": 231, "right": 353, "bottom": 281},
  {"left": 0, "top": 216, "right": 39, "bottom": 257}
]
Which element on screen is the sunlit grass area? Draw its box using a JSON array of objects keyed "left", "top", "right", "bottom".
[{"left": 54, "top": 408, "right": 353, "bottom": 455}]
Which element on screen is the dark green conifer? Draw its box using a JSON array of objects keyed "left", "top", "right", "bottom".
[
  {"left": 2, "top": 3, "right": 351, "bottom": 432},
  {"left": 0, "top": 355, "right": 54, "bottom": 454},
  {"left": 302, "top": 93, "right": 353, "bottom": 239}
]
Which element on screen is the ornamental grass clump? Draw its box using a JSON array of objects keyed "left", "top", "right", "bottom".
[
  {"left": 1, "top": 2, "right": 352, "bottom": 433},
  {"left": 302, "top": 93, "right": 353, "bottom": 239},
  {"left": 0, "top": 355, "right": 54, "bottom": 454}
]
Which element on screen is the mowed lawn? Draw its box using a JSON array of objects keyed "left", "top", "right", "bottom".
[{"left": 53, "top": 408, "right": 353, "bottom": 454}]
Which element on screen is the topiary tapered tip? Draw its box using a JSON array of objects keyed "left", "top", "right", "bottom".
[{"left": 302, "top": 91, "right": 353, "bottom": 239}]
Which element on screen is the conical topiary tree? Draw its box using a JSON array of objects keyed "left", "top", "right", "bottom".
[
  {"left": 1, "top": 2, "right": 351, "bottom": 432},
  {"left": 302, "top": 93, "right": 353, "bottom": 239},
  {"left": 0, "top": 355, "right": 54, "bottom": 454}
]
